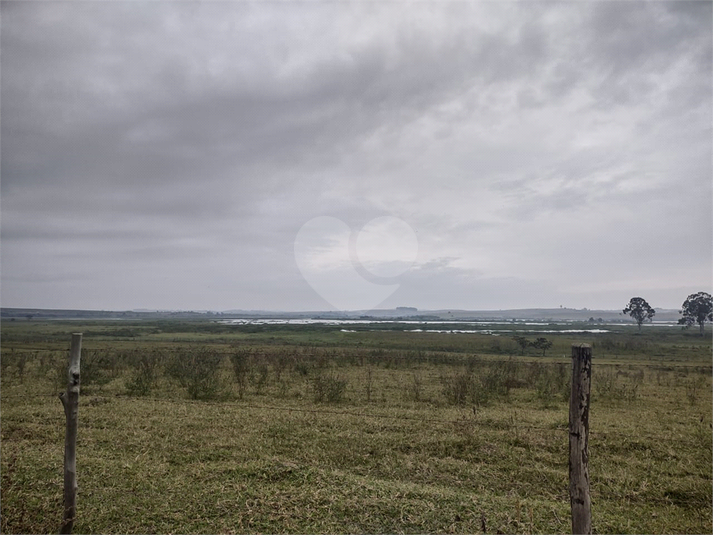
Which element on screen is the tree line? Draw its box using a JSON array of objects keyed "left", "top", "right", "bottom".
[{"left": 623, "top": 291, "right": 712, "bottom": 336}]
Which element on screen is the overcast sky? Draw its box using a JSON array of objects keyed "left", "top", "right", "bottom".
[{"left": 2, "top": 1, "right": 711, "bottom": 312}]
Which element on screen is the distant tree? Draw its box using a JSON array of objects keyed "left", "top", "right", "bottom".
[
  {"left": 531, "top": 337, "right": 553, "bottom": 357},
  {"left": 678, "top": 292, "right": 713, "bottom": 337},
  {"left": 623, "top": 297, "right": 655, "bottom": 332},
  {"left": 512, "top": 336, "right": 529, "bottom": 355}
]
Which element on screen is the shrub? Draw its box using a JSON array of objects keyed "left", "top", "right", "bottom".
[
  {"left": 271, "top": 350, "right": 291, "bottom": 382},
  {"left": 483, "top": 359, "right": 519, "bottom": 398},
  {"left": 125, "top": 351, "right": 160, "bottom": 396},
  {"left": 248, "top": 361, "right": 270, "bottom": 395},
  {"left": 364, "top": 366, "right": 374, "bottom": 402},
  {"left": 312, "top": 372, "right": 348, "bottom": 403},
  {"left": 229, "top": 348, "right": 252, "bottom": 399},
  {"left": 686, "top": 375, "right": 708, "bottom": 406},
  {"left": 403, "top": 372, "right": 424, "bottom": 402},
  {"left": 81, "top": 350, "right": 119, "bottom": 391},
  {"left": 294, "top": 360, "right": 312, "bottom": 376},
  {"left": 441, "top": 369, "right": 474, "bottom": 406},
  {"left": 534, "top": 362, "right": 570, "bottom": 405},
  {"left": 167, "top": 347, "right": 224, "bottom": 400},
  {"left": 15, "top": 352, "right": 29, "bottom": 383},
  {"left": 1, "top": 350, "right": 29, "bottom": 383},
  {"left": 594, "top": 366, "right": 639, "bottom": 403},
  {"left": 441, "top": 359, "right": 523, "bottom": 407}
]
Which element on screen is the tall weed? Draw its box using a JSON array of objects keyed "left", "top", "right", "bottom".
[
  {"left": 166, "top": 347, "right": 224, "bottom": 400},
  {"left": 312, "top": 371, "right": 348, "bottom": 403}
]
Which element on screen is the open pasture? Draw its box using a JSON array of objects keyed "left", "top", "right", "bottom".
[{"left": 1, "top": 319, "right": 711, "bottom": 534}]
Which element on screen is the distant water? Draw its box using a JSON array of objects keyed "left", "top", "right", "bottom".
[{"left": 217, "top": 318, "right": 618, "bottom": 334}]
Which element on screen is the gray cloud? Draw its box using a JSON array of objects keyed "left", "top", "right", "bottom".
[{"left": 2, "top": 1, "right": 710, "bottom": 311}]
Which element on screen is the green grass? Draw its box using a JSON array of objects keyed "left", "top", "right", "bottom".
[{"left": 1, "top": 320, "right": 711, "bottom": 534}]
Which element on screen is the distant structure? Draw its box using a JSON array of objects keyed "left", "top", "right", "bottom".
[{"left": 396, "top": 306, "right": 418, "bottom": 312}]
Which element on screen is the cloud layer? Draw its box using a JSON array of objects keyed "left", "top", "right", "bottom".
[{"left": 2, "top": 1, "right": 711, "bottom": 311}]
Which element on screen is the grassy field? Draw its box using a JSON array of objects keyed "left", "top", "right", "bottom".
[{"left": 1, "top": 319, "right": 711, "bottom": 534}]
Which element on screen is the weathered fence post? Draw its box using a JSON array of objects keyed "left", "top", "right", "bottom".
[
  {"left": 59, "top": 333, "right": 82, "bottom": 534},
  {"left": 569, "top": 343, "right": 592, "bottom": 534}
]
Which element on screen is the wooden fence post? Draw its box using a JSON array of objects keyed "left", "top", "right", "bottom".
[
  {"left": 59, "top": 333, "right": 82, "bottom": 534},
  {"left": 569, "top": 343, "right": 592, "bottom": 534}
]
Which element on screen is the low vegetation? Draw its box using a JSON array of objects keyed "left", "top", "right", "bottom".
[{"left": 1, "top": 319, "right": 711, "bottom": 533}]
